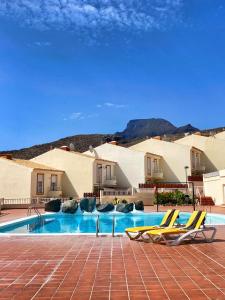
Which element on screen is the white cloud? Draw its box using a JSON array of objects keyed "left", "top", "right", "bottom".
[
  {"left": 0, "top": 1, "right": 183, "bottom": 33},
  {"left": 33, "top": 41, "right": 51, "bottom": 47},
  {"left": 69, "top": 112, "right": 84, "bottom": 120},
  {"left": 104, "top": 102, "right": 114, "bottom": 107},
  {"left": 97, "top": 102, "right": 127, "bottom": 108},
  {"left": 65, "top": 111, "right": 99, "bottom": 121}
]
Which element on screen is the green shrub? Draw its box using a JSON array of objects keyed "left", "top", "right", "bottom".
[{"left": 154, "top": 190, "right": 193, "bottom": 206}]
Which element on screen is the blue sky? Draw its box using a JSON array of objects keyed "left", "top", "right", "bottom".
[{"left": 0, "top": 0, "right": 225, "bottom": 150}]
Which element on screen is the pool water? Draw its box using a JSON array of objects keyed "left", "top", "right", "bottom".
[{"left": 0, "top": 212, "right": 224, "bottom": 234}]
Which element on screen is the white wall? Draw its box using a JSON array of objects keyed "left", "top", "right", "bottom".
[
  {"left": 176, "top": 134, "right": 225, "bottom": 172},
  {"left": 215, "top": 131, "right": 225, "bottom": 140},
  {"left": 204, "top": 170, "right": 225, "bottom": 205},
  {"left": 130, "top": 139, "right": 192, "bottom": 182},
  {"left": 204, "top": 137, "right": 225, "bottom": 171},
  {"left": 85, "top": 143, "right": 146, "bottom": 188},
  {"left": 175, "top": 135, "right": 208, "bottom": 151},
  {"left": 32, "top": 149, "right": 94, "bottom": 198},
  {"left": 0, "top": 158, "right": 32, "bottom": 199}
]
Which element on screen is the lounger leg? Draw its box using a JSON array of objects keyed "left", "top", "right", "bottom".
[
  {"left": 205, "top": 227, "right": 217, "bottom": 242},
  {"left": 160, "top": 234, "right": 171, "bottom": 246},
  {"left": 143, "top": 234, "right": 156, "bottom": 243},
  {"left": 126, "top": 231, "right": 145, "bottom": 241},
  {"left": 210, "top": 227, "right": 217, "bottom": 241},
  {"left": 170, "top": 231, "right": 196, "bottom": 246},
  {"left": 199, "top": 228, "right": 217, "bottom": 243},
  {"left": 201, "top": 231, "right": 207, "bottom": 241}
]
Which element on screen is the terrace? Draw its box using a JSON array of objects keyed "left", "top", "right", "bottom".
[
  {"left": 145, "top": 154, "right": 164, "bottom": 181},
  {"left": 0, "top": 207, "right": 225, "bottom": 299}
]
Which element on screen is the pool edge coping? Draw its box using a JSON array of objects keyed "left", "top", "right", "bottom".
[{"left": 0, "top": 211, "right": 225, "bottom": 236}]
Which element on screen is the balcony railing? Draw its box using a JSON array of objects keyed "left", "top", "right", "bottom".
[
  {"left": 95, "top": 176, "right": 117, "bottom": 187},
  {"left": 49, "top": 186, "right": 62, "bottom": 192},
  {"left": 192, "top": 165, "right": 206, "bottom": 175},
  {"left": 147, "top": 167, "right": 163, "bottom": 179},
  {"left": 103, "top": 177, "right": 117, "bottom": 186},
  {"left": 102, "top": 189, "right": 132, "bottom": 196},
  {"left": 0, "top": 197, "right": 70, "bottom": 209}
]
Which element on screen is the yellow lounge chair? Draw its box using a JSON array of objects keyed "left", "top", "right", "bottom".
[
  {"left": 125, "top": 209, "right": 180, "bottom": 240},
  {"left": 146, "top": 210, "right": 216, "bottom": 246}
]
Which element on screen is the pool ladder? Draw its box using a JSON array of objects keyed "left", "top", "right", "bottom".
[
  {"left": 27, "top": 205, "right": 42, "bottom": 218},
  {"left": 96, "top": 215, "right": 115, "bottom": 237}
]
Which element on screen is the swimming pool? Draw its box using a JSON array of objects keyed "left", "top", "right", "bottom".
[{"left": 0, "top": 211, "right": 224, "bottom": 235}]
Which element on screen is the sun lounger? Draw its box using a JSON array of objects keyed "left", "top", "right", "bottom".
[
  {"left": 145, "top": 210, "right": 216, "bottom": 246},
  {"left": 125, "top": 209, "right": 179, "bottom": 240}
]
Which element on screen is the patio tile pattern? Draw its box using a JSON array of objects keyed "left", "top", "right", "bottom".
[
  {"left": 0, "top": 207, "right": 225, "bottom": 299},
  {"left": 0, "top": 231, "right": 225, "bottom": 299}
]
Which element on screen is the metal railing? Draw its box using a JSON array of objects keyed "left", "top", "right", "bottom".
[
  {"left": 96, "top": 215, "right": 100, "bottom": 237},
  {"left": 0, "top": 197, "right": 71, "bottom": 209},
  {"left": 102, "top": 178, "right": 117, "bottom": 186},
  {"left": 2, "top": 198, "right": 31, "bottom": 205},
  {"left": 48, "top": 186, "right": 62, "bottom": 192},
  {"left": 27, "top": 205, "right": 42, "bottom": 218},
  {"left": 96, "top": 215, "right": 116, "bottom": 237},
  {"left": 152, "top": 181, "right": 196, "bottom": 212},
  {"left": 112, "top": 216, "right": 115, "bottom": 237},
  {"left": 102, "top": 189, "right": 132, "bottom": 196}
]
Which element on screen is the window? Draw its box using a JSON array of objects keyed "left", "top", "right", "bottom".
[
  {"left": 192, "top": 151, "right": 201, "bottom": 169},
  {"left": 147, "top": 157, "right": 151, "bottom": 175},
  {"left": 191, "top": 151, "right": 195, "bottom": 169},
  {"left": 50, "top": 175, "right": 58, "bottom": 191},
  {"left": 37, "top": 174, "right": 44, "bottom": 194},
  {"left": 195, "top": 153, "right": 201, "bottom": 169},
  {"left": 153, "top": 159, "right": 159, "bottom": 172},
  {"left": 106, "top": 165, "right": 112, "bottom": 180},
  {"left": 97, "top": 164, "right": 102, "bottom": 183}
]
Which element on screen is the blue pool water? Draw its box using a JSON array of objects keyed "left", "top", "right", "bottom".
[{"left": 0, "top": 211, "right": 224, "bottom": 234}]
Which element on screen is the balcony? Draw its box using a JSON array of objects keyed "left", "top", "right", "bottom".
[
  {"left": 48, "top": 186, "right": 63, "bottom": 198},
  {"left": 95, "top": 176, "right": 117, "bottom": 187},
  {"left": 102, "top": 176, "right": 117, "bottom": 187},
  {"left": 146, "top": 168, "right": 164, "bottom": 179},
  {"left": 191, "top": 165, "right": 206, "bottom": 176}
]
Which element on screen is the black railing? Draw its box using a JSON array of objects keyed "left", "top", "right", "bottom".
[{"left": 148, "top": 181, "right": 196, "bottom": 212}]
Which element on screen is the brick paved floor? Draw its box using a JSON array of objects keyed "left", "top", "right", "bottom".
[{"left": 0, "top": 207, "right": 225, "bottom": 299}]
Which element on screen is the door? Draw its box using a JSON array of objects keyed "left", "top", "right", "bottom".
[
  {"left": 51, "top": 175, "right": 58, "bottom": 191},
  {"left": 97, "top": 164, "right": 103, "bottom": 184},
  {"left": 37, "top": 174, "right": 44, "bottom": 194}
]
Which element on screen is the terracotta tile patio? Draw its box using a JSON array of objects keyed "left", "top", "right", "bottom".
[{"left": 0, "top": 207, "right": 225, "bottom": 299}]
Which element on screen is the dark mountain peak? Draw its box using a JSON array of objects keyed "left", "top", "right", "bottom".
[
  {"left": 117, "top": 118, "right": 177, "bottom": 139},
  {"left": 173, "top": 124, "right": 199, "bottom": 134}
]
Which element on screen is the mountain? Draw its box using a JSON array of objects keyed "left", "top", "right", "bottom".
[
  {"left": 1, "top": 118, "right": 224, "bottom": 160},
  {"left": 0, "top": 134, "right": 113, "bottom": 160},
  {"left": 116, "top": 118, "right": 198, "bottom": 139},
  {"left": 172, "top": 123, "right": 199, "bottom": 134}
]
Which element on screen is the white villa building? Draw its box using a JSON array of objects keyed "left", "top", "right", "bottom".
[
  {"left": 32, "top": 148, "right": 117, "bottom": 198},
  {"left": 175, "top": 132, "right": 225, "bottom": 172},
  {"left": 0, "top": 155, "right": 64, "bottom": 199},
  {"left": 129, "top": 138, "right": 205, "bottom": 183},
  {"left": 84, "top": 142, "right": 163, "bottom": 190}
]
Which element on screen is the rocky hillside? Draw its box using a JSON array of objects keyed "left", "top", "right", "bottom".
[
  {"left": 0, "top": 134, "right": 113, "bottom": 160},
  {"left": 116, "top": 118, "right": 198, "bottom": 139},
  {"left": 1, "top": 118, "right": 224, "bottom": 159}
]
